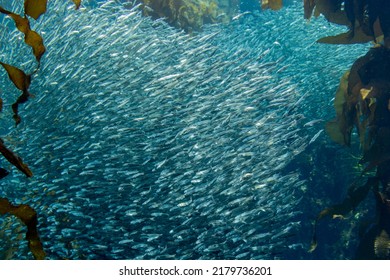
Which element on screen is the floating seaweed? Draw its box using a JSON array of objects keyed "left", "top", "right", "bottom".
[
  {"left": 325, "top": 46, "right": 390, "bottom": 176},
  {"left": 0, "top": 62, "right": 32, "bottom": 125},
  {"left": 0, "top": 3, "right": 44, "bottom": 125},
  {"left": 72, "top": 0, "right": 82, "bottom": 9},
  {"left": 315, "top": 47, "right": 390, "bottom": 259},
  {"left": 24, "top": 0, "right": 47, "bottom": 20},
  {"left": 304, "top": 0, "right": 390, "bottom": 46},
  {"left": 0, "top": 198, "right": 45, "bottom": 260},
  {"left": 0, "top": 1, "right": 80, "bottom": 125},
  {"left": 0, "top": 6, "right": 46, "bottom": 63},
  {"left": 0, "top": 0, "right": 82, "bottom": 260},
  {"left": 1, "top": 0, "right": 320, "bottom": 260}
]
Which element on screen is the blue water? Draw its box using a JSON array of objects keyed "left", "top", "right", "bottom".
[
  {"left": 240, "top": 0, "right": 261, "bottom": 11},
  {"left": 0, "top": 0, "right": 371, "bottom": 259}
]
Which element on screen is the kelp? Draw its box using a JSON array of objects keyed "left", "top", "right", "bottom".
[
  {"left": 325, "top": 71, "right": 351, "bottom": 146},
  {"left": 0, "top": 198, "right": 45, "bottom": 260},
  {"left": 304, "top": 0, "right": 390, "bottom": 46},
  {"left": 24, "top": 0, "right": 47, "bottom": 20},
  {"left": 0, "top": 4, "right": 42, "bottom": 126},
  {"left": 0, "top": 62, "right": 32, "bottom": 125},
  {"left": 0, "top": 6, "right": 46, "bottom": 64},
  {"left": 309, "top": 177, "right": 378, "bottom": 252},
  {"left": 261, "top": 0, "right": 283, "bottom": 10},
  {"left": 305, "top": 0, "right": 349, "bottom": 25},
  {"left": 0, "top": 139, "right": 32, "bottom": 177},
  {"left": 72, "top": 0, "right": 82, "bottom": 10},
  {"left": 0, "top": 137, "right": 37, "bottom": 259},
  {"left": 317, "top": 27, "right": 377, "bottom": 45},
  {"left": 0, "top": 0, "right": 82, "bottom": 259},
  {"left": 136, "top": 0, "right": 234, "bottom": 32},
  {"left": 303, "top": 0, "right": 315, "bottom": 20},
  {"left": 314, "top": 45, "right": 390, "bottom": 258},
  {"left": 355, "top": 179, "right": 390, "bottom": 259},
  {"left": 325, "top": 47, "right": 390, "bottom": 170}
]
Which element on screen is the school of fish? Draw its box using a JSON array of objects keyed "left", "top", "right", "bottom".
[{"left": 0, "top": 0, "right": 369, "bottom": 259}]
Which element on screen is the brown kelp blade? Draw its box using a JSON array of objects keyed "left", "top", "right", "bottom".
[
  {"left": 0, "top": 62, "right": 32, "bottom": 125},
  {"left": 303, "top": 0, "right": 315, "bottom": 19},
  {"left": 261, "top": 0, "right": 283, "bottom": 10},
  {"left": 0, "top": 138, "right": 33, "bottom": 177},
  {"left": 309, "top": 178, "right": 378, "bottom": 252},
  {"left": 316, "top": 0, "right": 349, "bottom": 25},
  {"left": 325, "top": 71, "right": 351, "bottom": 146},
  {"left": 11, "top": 89, "right": 30, "bottom": 125},
  {"left": 0, "top": 198, "right": 45, "bottom": 259},
  {"left": 25, "top": 29, "right": 46, "bottom": 63},
  {"left": 24, "top": 0, "right": 47, "bottom": 20},
  {"left": 360, "top": 128, "right": 390, "bottom": 173},
  {"left": 325, "top": 119, "right": 347, "bottom": 146},
  {"left": 317, "top": 30, "right": 375, "bottom": 45},
  {"left": 0, "top": 6, "right": 45, "bottom": 63},
  {"left": 72, "top": 0, "right": 82, "bottom": 9},
  {"left": 0, "top": 62, "right": 31, "bottom": 91}
]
